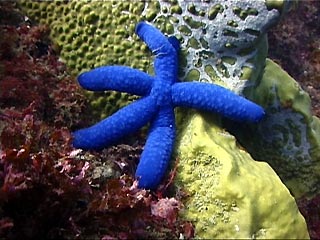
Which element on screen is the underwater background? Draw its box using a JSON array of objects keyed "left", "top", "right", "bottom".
[{"left": 0, "top": 1, "right": 319, "bottom": 239}]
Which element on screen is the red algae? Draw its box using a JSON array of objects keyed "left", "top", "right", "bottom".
[
  {"left": 0, "top": 2, "right": 193, "bottom": 239},
  {"left": 298, "top": 195, "right": 320, "bottom": 239}
]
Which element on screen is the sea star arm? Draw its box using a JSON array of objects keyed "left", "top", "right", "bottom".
[
  {"left": 135, "top": 108, "right": 175, "bottom": 189},
  {"left": 171, "top": 82, "right": 265, "bottom": 122},
  {"left": 73, "top": 95, "right": 157, "bottom": 150},
  {"left": 77, "top": 66, "right": 154, "bottom": 96},
  {"left": 135, "top": 22, "right": 178, "bottom": 82},
  {"left": 167, "top": 36, "right": 181, "bottom": 53}
]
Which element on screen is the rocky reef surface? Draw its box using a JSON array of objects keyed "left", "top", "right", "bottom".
[{"left": 1, "top": 0, "right": 319, "bottom": 238}]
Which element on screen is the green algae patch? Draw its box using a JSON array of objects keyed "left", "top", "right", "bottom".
[{"left": 175, "top": 111, "right": 309, "bottom": 239}]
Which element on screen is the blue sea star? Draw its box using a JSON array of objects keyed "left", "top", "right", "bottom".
[{"left": 73, "top": 22, "right": 265, "bottom": 189}]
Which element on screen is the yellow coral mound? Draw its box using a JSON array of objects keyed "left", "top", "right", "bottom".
[{"left": 175, "top": 112, "right": 309, "bottom": 239}]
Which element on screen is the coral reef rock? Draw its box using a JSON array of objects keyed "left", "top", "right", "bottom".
[
  {"left": 17, "top": 0, "right": 286, "bottom": 116},
  {"left": 240, "top": 59, "right": 320, "bottom": 198},
  {"left": 175, "top": 112, "right": 309, "bottom": 239},
  {"left": 18, "top": 0, "right": 317, "bottom": 237}
]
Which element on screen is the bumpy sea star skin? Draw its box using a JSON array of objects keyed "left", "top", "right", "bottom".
[{"left": 73, "top": 22, "right": 265, "bottom": 189}]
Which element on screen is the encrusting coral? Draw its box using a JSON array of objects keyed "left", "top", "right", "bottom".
[
  {"left": 235, "top": 59, "right": 320, "bottom": 198},
  {"left": 175, "top": 112, "right": 309, "bottom": 239},
  {"left": 16, "top": 0, "right": 283, "bottom": 117},
  {"left": 73, "top": 21, "right": 264, "bottom": 189}
]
